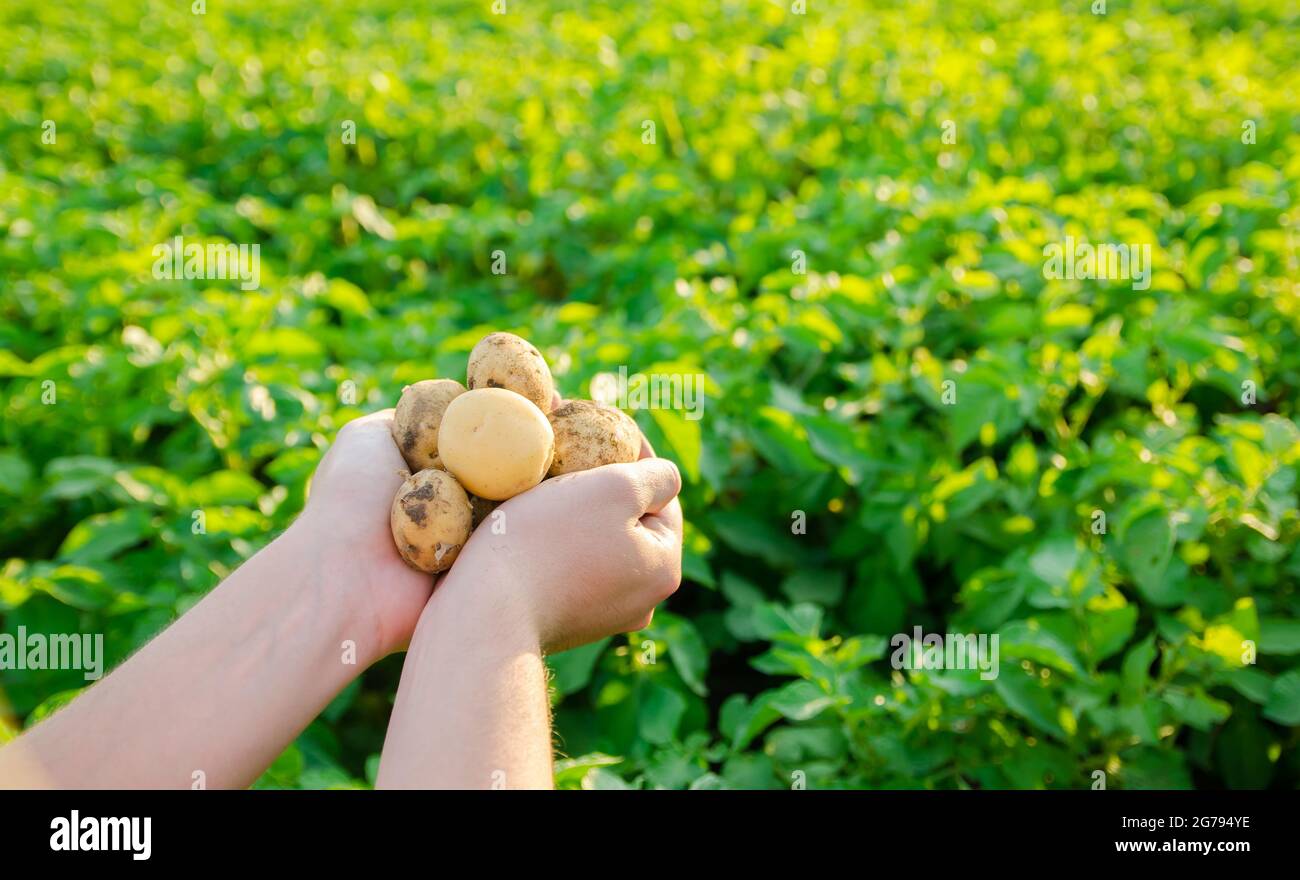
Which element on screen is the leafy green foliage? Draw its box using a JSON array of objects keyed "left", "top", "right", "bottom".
[{"left": 2, "top": 0, "right": 1298, "bottom": 788}]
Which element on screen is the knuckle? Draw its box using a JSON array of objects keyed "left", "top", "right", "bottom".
[
  {"left": 661, "top": 460, "right": 682, "bottom": 496},
  {"left": 655, "top": 566, "right": 682, "bottom": 602},
  {"left": 626, "top": 610, "right": 655, "bottom": 633},
  {"left": 602, "top": 466, "right": 642, "bottom": 505}
]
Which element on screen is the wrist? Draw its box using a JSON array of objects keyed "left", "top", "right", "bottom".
[
  {"left": 415, "top": 560, "right": 542, "bottom": 659},
  {"left": 278, "top": 515, "right": 387, "bottom": 668}
]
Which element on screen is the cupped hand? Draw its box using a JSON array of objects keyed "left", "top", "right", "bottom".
[
  {"left": 296, "top": 409, "right": 434, "bottom": 658},
  {"left": 298, "top": 399, "right": 684, "bottom": 659},
  {"left": 446, "top": 429, "right": 684, "bottom": 654}
]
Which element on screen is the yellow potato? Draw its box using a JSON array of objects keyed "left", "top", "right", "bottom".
[
  {"left": 466, "top": 332, "right": 555, "bottom": 413},
  {"left": 438, "top": 387, "right": 555, "bottom": 500},
  {"left": 390, "top": 379, "right": 466, "bottom": 471},
  {"left": 547, "top": 399, "right": 642, "bottom": 476},
  {"left": 389, "top": 468, "right": 472, "bottom": 573}
]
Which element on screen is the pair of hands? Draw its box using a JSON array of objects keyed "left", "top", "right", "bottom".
[
  {"left": 0, "top": 401, "right": 679, "bottom": 790},
  {"left": 297, "top": 404, "right": 684, "bottom": 658}
]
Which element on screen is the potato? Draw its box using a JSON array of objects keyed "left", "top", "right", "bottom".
[
  {"left": 466, "top": 332, "right": 555, "bottom": 413},
  {"left": 390, "top": 379, "right": 466, "bottom": 471},
  {"left": 389, "top": 468, "right": 472, "bottom": 573},
  {"left": 547, "top": 399, "right": 642, "bottom": 476},
  {"left": 438, "top": 387, "right": 555, "bottom": 500},
  {"left": 469, "top": 494, "right": 499, "bottom": 530}
]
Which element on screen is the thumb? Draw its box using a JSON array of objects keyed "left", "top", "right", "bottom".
[{"left": 621, "top": 457, "right": 682, "bottom": 516}]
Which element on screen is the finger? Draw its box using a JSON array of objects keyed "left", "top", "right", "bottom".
[
  {"left": 339, "top": 408, "right": 397, "bottom": 436},
  {"left": 625, "top": 609, "right": 655, "bottom": 633},
  {"left": 551, "top": 390, "right": 562, "bottom": 411},
  {"left": 640, "top": 496, "right": 683, "bottom": 540},
  {"left": 617, "top": 457, "right": 681, "bottom": 516},
  {"left": 638, "top": 431, "right": 655, "bottom": 460},
  {"left": 357, "top": 407, "right": 397, "bottom": 424}
]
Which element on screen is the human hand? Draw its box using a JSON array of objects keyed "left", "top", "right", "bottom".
[
  {"left": 441, "top": 433, "right": 684, "bottom": 654},
  {"left": 295, "top": 409, "right": 435, "bottom": 659}
]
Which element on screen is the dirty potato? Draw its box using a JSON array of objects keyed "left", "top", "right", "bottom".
[
  {"left": 547, "top": 399, "right": 641, "bottom": 476},
  {"left": 389, "top": 468, "right": 473, "bottom": 573},
  {"left": 390, "top": 379, "right": 467, "bottom": 471},
  {"left": 465, "top": 332, "right": 555, "bottom": 413}
]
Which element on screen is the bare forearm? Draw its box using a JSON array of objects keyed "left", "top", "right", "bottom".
[
  {"left": 0, "top": 523, "right": 375, "bottom": 789},
  {"left": 377, "top": 574, "right": 553, "bottom": 790}
]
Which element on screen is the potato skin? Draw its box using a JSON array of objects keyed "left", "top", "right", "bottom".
[
  {"left": 389, "top": 468, "right": 472, "bottom": 573},
  {"left": 439, "top": 387, "right": 555, "bottom": 500},
  {"left": 391, "top": 379, "right": 466, "bottom": 471},
  {"left": 466, "top": 332, "right": 555, "bottom": 413},
  {"left": 547, "top": 399, "right": 641, "bottom": 476}
]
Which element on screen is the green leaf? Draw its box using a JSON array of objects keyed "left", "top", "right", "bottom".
[
  {"left": 1263, "top": 669, "right": 1300, "bottom": 725},
  {"left": 1120, "top": 634, "right": 1158, "bottom": 703},
  {"left": 42, "top": 457, "right": 119, "bottom": 501},
  {"left": 1086, "top": 601, "right": 1138, "bottom": 663},
  {"left": 1028, "top": 535, "right": 1079, "bottom": 585},
  {"left": 681, "top": 546, "right": 715, "bottom": 588},
  {"left": 25, "top": 689, "right": 86, "bottom": 728},
  {"left": 781, "top": 569, "right": 845, "bottom": 605},
  {"left": 768, "top": 680, "right": 840, "bottom": 721},
  {"left": 710, "top": 510, "right": 804, "bottom": 567},
  {"left": 999, "top": 618, "right": 1086, "bottom": 677},
  {"left": 0, "top": 451, "right": 34, "bottom": 495},
  {"left": 995, "top": 668, "right": 1065, "bottom": 739},
  {"left": 584, "top": 768, "right": 635, "bottom": 790},
  {"left": 956, "top": 568, "right": 1025, "bottom": 631},
  {"left": 58, "top": 508, "right": 154, "bottom": 563},
  {"left": 648, "top": 613, "right": 709, "bottom": 697},
  {"left": 1119, "top": 747, "right": 1193, "bottom": 790},
  {"left": 753, "top": 602, "right": 822, "bottom": 640},
  {"left": 648, "top": 408, "right": 701, "bottom": 483},
  {"left": 35, "top": 564, "right": 116, "bottom": 610},
  {"left": 766, "top": 726, "right": 847, "bottom": 764},
  {"left": 748, "top": 407, "right": 824, "bottom": 474},
  {"left": 1259, "top": 618, "right": 1300, "bottom": 655},
  {"left": 256, "top": 744, "right": 306, "bottom": 788},
  {"left": 554, "top": 753, "right": 623, "bottom": 788},
  {"left": 190, "top": 470, "right": 266, "bottom": 506},
  {"left": 1162, "top": 686, "right": 1231, "bottom": 731},
  {"left": 638, "top": 683, "right": 688, "bottom": 745},
  {"left": 731, "top": 692, "right": 783, "bottom": 751},
  {"left": 547, "top": 638, "right": 610, "bottom": 697},
  {"left": 1215, "top": 709, "right": 1274, "bottom": 789},
  {"left": 846, "top": 566, "right": 907, "bottom": 635},
  {"left": 1118, "top": 508, "right": 1179, "bottom": 605},
  {"left": 1221, "top": 667, "right": 1273, "bottom": 705},
  {"left": 802, "top": 415, "right": 870, "bottom": 484},
  {"left": 722, "top": 753, "right": 778, "bottom": 790}
]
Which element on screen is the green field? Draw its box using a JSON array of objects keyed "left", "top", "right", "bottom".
[{"left": 2, "top": 0, "right": 1299, "bottom": 788}]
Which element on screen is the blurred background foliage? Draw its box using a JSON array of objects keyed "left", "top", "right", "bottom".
[{"left": 2, "top": 0, "right": 1299, "bottom": 789}]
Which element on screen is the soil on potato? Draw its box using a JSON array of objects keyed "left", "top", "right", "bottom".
[
  {"left": 398, "top": 398, "right": 434, "bottom": 458},
  {"left": 470, "top": 335, "right": 548, "bottom": 400},
  {"left": 399, "top": 479, "right": 438, "bottom": 526}
]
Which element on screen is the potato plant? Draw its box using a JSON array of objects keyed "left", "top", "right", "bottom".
[{"left": 1, "top": 0, "right": 1298, "bottom": 789}]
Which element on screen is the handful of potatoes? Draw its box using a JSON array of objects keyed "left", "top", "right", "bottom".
[{"left": 387, "top": 332, "right": 642, "bottom": 573}]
